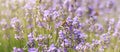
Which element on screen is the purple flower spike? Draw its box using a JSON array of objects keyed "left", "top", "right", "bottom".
[
  {"left": 66, "top": 16, "right": 73, "bottom": 24},
  {"left": 48, "top": 44, "right": 57, "bottom": 52},
  {"left": 28, "top": 48, "right": 38, "bottom": 52},
  {"left": 72, "top": 16, "right": 79, "bottom": 25},
  {"left": 59, "top": 30, "right": 65, "bottom": 40},
  {"left": 28, "top": 32, "right": 34, "bottom": 42},
  {"left": 13, "top": 47, "right": 24, "bottom": 52},
  {"left": 61, "top": 39, "right": 71, "bottom": 48},
  {"left": 75, "top": 7, "right": 84, "bottom": 17}
]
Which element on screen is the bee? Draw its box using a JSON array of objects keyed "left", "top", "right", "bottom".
[
  {"left": 94, "top": 9, "right": 99, "bottom": 16},
  {"left": 61, "top": 20, "right": 67, "bottom": 27},
  {"left": 39, "top": 0, "right": 41, "bottom": 3}
]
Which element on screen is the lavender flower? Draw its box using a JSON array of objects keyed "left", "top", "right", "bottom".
[
  {"left": 36, "top": 35, "right": 45, "bottom": 41},
  {"left": 100, "top": 32, "right": 111, "bottom": 47},
  {"left": 28, "top": 48, "right": 38, "bottom": 52},
  {"left": 0, "top": 0, "right": 120, "bottom": 52},
  {"left": 48, "top": 44, "right": 57, "bottom": 52},
  {"left": 66, "top": 16, "right": 73, "bottom": 24},
  {"left": 27, "top": 32, "right": 35, "bottom": 48},
  {"left": 59, "top": 30, "right": 65, "bottom": 40},
  {"left": 75, "top": 43, "right": 83, "bottom": 51},
  {"left": 75, "top": 7, "right": 84, "bottom": 17},
  {"left": 63, "top": 0, "right": 70, "bottom": 9},
  {"left": 10, "top": 17, "right": 21, "bottom": 28},
  {"left": 13, "top": 47, "right": 24, "bottom": 52},
  {"left": 61, "top": 39, "right": 71, "bottom": 48},
  {"left": 72, "top": 16, "right": 79, "bottom": 26},
  {"left": 0, "top": 19, "right": 7, "bottom": 25}
]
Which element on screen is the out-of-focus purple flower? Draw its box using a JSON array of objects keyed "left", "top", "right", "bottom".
[
  {"left": 100, "top": 33, "right": 111, "bottom": 45},
  {"left": 52, "top": 11, "right": 60, "bottom": 20},
  {"left": 89, "top": 25, "right": 95, "bottom": 32},
  {"left": 44, "top": 10, "right": 50, "bottom": 17},
  {"left": 36, "top": 35, "right": 45, "bottom": 42},
  {"left": 28, "top": 32, "right": 34, "bottom": 42},
  {"left": 13, "top": 47, "right": 17, "bottom": 52},
  {"left": 37, "top": 21, "right": 45, "bottom": 28},
  {"left": 13, "top": 47, "right": 24, "bottom": 52},
  {"left": 99, "top": 46, "right": 104, "bottom": 52},
  {"left": 85, "top": 43, "right": 91, "bottom": 49},
  {"left": 1, "top": 23, "right": 10, "bottom": 31},
  {"left": 73, "top": 29, "right": 81, "bottom": 38},
  {"left": 63, "top": 0, "right": 70, "bottom": 9},
  {"left": 105, "top": 0, "right": 116, "bottom": 13},
  {"left": 63, "top": 48, "right": 67, "bottom": 52},
  {"left": 59, "top": 30, "right": 65, "bottom": 40},
  {"left": 66, "top": 16, "right": 72, "bottom": 22},
  {"left": 92, "top": 39, "right": 101, "bottom": 46},
  {"left": 112, "top": 31, "right": 117, "bottom": 37},
  {"left": 10, "top": 17, "right": 20, "bottom": 28},
  {"left": 23, "top": 0, "right": 36, "bottom": 10},
  {"left": 115, "top": 18, "right": 120, "bottom": 32},
  {"left": 0, "top": 19, "right": 7, "bottom": 25},
  {"left": 76, "top": 42, "right": 92, "bottom": 52},
  {"left": 73, "top": 29, "right": 87, "bottom": 44},
  {"left": 74, "top": 29, "right": 87, "bottom": 39},
  {"left": 27, "top": 24, "right": 33, "bottom": 29},
  {"left": 109, "top": 18, "right": 115, "bottom": 25},
  {"left": 28, "top": 48, "right": 38, "bottom": 52},
  {"left": 75, "top": 0, "right": 82, "bottom": 7},
  {"left": 61, "top": 39, "right": 71, "bottom": 48},
  {"left": 79, "top": 33, "right": 88, "bottom": 39},
  {"left": 48, "top": 44, "right": 57, "bottom": 52},
  {"left": 75, "top": 43, "right": 83, "bottom": 51},
  {"left": 94, "top": 23, "right": 104, "bottom": 34},
  {"left": 88, "top": 6, "right": 94, "bottom": 16},
  {"left": 72, "top": 16, "right": 79, "bottom": 25},
  {"left": 23, "top": 3, "right": 32, "bottom": 10},
  {"left": 90, "top": 16, "right": 97, "bottom": 22},
  {"left": 75, "top": 7, "right": 84, "bottom": 17},
  {"left": 27, "top": 32, "right": 35, "bottom": 48},
  {"left": 106, "top": 0, "right": 115, "bottom": 9},
  {"left": 94, "top": 0, "right": 100, "bottom": 6},
  {"left": 53, "top": 0, "right": 63, "bottom": 7},
  {"left": 107, "top": 18, "right": 115, "bottom": 33},
  {"left": 15, "top": 34, "right": 24, "bottom": 40},
  {"left": 66, "top": 16, "right": 73, "bottom": 26},
  {"left": 28, "top": 0, "right": 36, "bottom": 4},
  {"left": 68, "top": 4, "right": 74, "bottom": 12},
  {"left": 55, "top": 21, "right": 62, "bottom": 28}
]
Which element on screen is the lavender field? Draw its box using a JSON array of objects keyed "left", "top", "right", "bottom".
[{"left": 0, "top": 0, "right": 120, "bottom": 52}]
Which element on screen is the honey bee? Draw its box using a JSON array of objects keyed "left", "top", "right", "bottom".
[
  {"left": 39, "top": 0, "right": 41, "bottom": 3},
  {"left": 94, "top": 9, "right": 99, "bottom": 16},
  {"left": 61, "top": 20, "right": 67, "bottom": 27}
]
